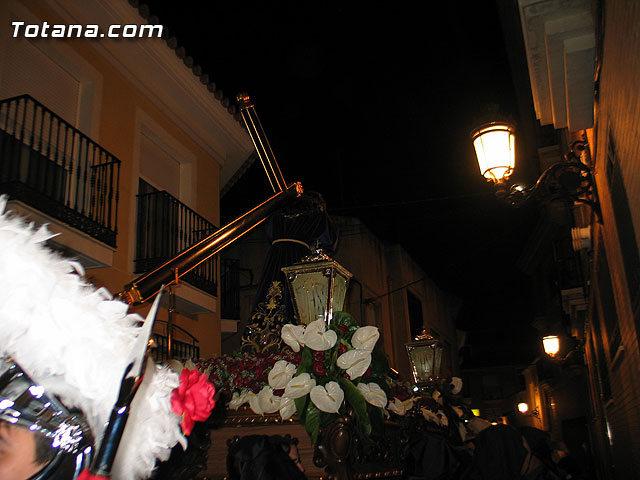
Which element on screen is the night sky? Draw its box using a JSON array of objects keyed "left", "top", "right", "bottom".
[{"left": 146, "top": 1, "right": 541, "bottom": 364}]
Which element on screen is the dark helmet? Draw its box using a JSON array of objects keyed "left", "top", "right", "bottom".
[{"left": 0, "top": 356, "right": 93, "bottom": 479}]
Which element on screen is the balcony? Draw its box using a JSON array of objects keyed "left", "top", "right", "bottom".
[
  {"left": 152, "top": 320, "right": 200, "bottom": 362},
  {"left": 135, "top": 189, "right": 218, "bottom": 298},
  {"left": 0, "top": 95, "right": 120, "bottom": 247}
]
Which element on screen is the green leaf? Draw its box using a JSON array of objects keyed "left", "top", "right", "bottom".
[
  {"left": 304, "top": 403, "right": 322, "bottom": 444},
  {"left": 333, "top": 311, "right": 359, "bottom": 329},
  {"left": 295, "top": 395, "right": 309, "bottom": 422},
  {"left": 339, "top": 377, "right": 371, "bottom": 436},
  {"left": 297, "top": 347, "right": 312, "bottom": 375},
  {"left": 370, "top": 348, "right": 390, "bottom": 377}
]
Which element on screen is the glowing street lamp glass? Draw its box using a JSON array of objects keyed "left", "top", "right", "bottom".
[
  {"left": 472, "top": 123, "right": 516, "bottom": 183},
  {"left": 543, "top": 335, "right": 560, "bottom": 357},
  {"left": 517, "top": 402, "right": 529, "bottom": 414}
]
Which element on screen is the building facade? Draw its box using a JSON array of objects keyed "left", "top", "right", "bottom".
[
  {"left": 497, "top": 0, "right": 640, "bottom": 477},
  {"left": 0, "top": 0, "right": 254, "bottom": 359}
]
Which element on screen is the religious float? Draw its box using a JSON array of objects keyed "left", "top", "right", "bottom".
[{"left": 116, "top": 95, "right": 475, "bottom": 480}]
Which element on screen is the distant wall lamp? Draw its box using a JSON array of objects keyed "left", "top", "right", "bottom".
[
  {"left": 517, "top": 402, "right": 539, "bottom": 417},
  {"left": 471, "top": 122, "right": 601, "bottom": 220}
]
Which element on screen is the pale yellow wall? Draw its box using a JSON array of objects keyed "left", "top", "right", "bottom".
[{"left": 15, "top": 0, "right": 224, "bottom": 354}]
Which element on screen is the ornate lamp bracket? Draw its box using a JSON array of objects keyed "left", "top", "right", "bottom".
[{"left": 497, "top": 141, "right": 602, "bottom": 222}]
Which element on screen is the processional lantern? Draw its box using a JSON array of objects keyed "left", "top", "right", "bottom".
[
  {"left": 405, "top": 328, "right": 443, "bottom": 389},
  {"left": 282, "top": 248, "right": 352, "bottom": 325}
]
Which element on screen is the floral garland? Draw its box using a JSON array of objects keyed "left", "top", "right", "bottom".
[
  {"left": 198, "top": 312, "right": 474, "bottom": 445},
  {"left": 217, "top": 312, "right": 390, "bottom": 443},
  {"left": 197, "top": 349, "right": 301, "bottom": 402}
]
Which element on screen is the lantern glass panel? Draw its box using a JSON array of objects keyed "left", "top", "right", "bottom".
[
  {"left": 472, "top": 123, "right": 515, "bottom": 182},
  {"left": 289, "top": 271, "right": 330, "bottom": 325},
  {"left": 332, "top": 274, "right": 348, "bottom": 317},
  {"left": 406, "top": 341, "right": 442, "bottom": 385}
]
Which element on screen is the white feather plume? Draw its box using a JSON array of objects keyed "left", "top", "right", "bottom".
[{"left": 0, "top": 197, "right": 186, "bottom": 479}]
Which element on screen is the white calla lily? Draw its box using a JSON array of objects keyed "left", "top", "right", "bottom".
[
  {"left": 452, "top": 405, "right": 464, "bottom": 418},
  {"left": 268, "top": 360, "right": 297, "bottom": 389},
  {"left": 310, "top": 381, "right": 344, "bottom": 413},
  {"left": 284, "top": 373, "right": 316, "bottom": 399},
  {"left": 351, "top": 326, "right": 380, "bottom": 351},
  {"left": 421, "top": 407, "right": 441, "bottom": 425},
  {"left": 303, "top": 319, "right": 337, "bottom": 351},
  {"left": 439, "top": 411, "right": 449, "bottom": 427},
  {"left": 356, "top": 382, "right": 388, "bottom": 408},
  {"left": 248, "top": 392, "right": 263, "bottom": 415},
  {"left": 279, "top": 395, "right": 297, "bottom": 420},
  {"left": 336, "top": 349, "right": 371, "bottom": 379},
  {"left": 258, "top": 386, "right": 281, "bottom": 414},
  {"left": 388, "top": 397, "right": 414, "bottom": 416},
  {"left": 281, "top": 324, "right": 306, "bottom": 352},
  {"left": 229, "top": 389, "right": 250, "bottom": 410},
  {"left": 450, "top": 377, "right": 463, "bottom": 395}
]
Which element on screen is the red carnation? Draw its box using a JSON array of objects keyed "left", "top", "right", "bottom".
[
  {"left": 313, "top": 351, "right": 325, "bottom": 362},
  {"left": 338, "top": 324, "right": 349, "bottom": 335},
  {"left": 171, "top": 369, "right": 216, "bottom": 436},
  {"left": 338, "top": 343, "right": 348, "bottom": 355},
  {"left": 313, "top": 362, "right": 327, "bottom": 377}
]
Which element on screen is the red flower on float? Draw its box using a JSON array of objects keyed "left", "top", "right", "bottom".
[{"left": 171, "top": 369, "right": 216, "bottom": 435}]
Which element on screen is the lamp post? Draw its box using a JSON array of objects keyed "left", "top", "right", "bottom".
[
  {"left": 282, "top": 248, "right": 353, "bottom": 325},
  {"left": 471, "top": 122, "right": 600, "bottom": 218},
  {"left": 405, "top": 328, "right": 443, "bottom": 391}
]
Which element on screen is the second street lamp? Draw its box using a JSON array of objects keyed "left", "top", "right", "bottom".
[{"left": 471, "top": 120, "right": 600, "bottom": 218}]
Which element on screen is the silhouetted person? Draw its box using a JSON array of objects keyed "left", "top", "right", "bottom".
[{"left": 227, "top": 434, "right": 307, "bottom": 480}]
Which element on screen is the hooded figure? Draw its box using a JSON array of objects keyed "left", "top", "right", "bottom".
[{"left": 0, "top": 197, "right": 213, "bottom": 479}]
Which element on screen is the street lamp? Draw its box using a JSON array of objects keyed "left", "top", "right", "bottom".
[
  {"left": 542, "top": 335, "right": 560, "bottom": 357},
  {"left": 517, "top": 402, "right": 539, "bottom": 417},
  {"left": 471, "top": 121, "right": 516, "bottom": 183},
  {"left": 542, "top": 333, "right": 584, "bottom": 364},
  {"left": 471, "top": 121, "right": 600, "bottom": 217},
  {"left": 405, "top": 328, "right": 443, "bottom": 390},
  {"left": 282, "top": 248, "right": 353, "bottom": 325}
]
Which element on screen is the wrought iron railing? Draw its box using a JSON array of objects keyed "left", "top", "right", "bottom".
[
  {"left": 135, "top": 190, "right": 218, "bottom": 296},
  {"left": 0, "top": 95, "right": 120, "bottom": 246},
  {"left": 152, "top": 320, "right": 200, "bottom": 362}
]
